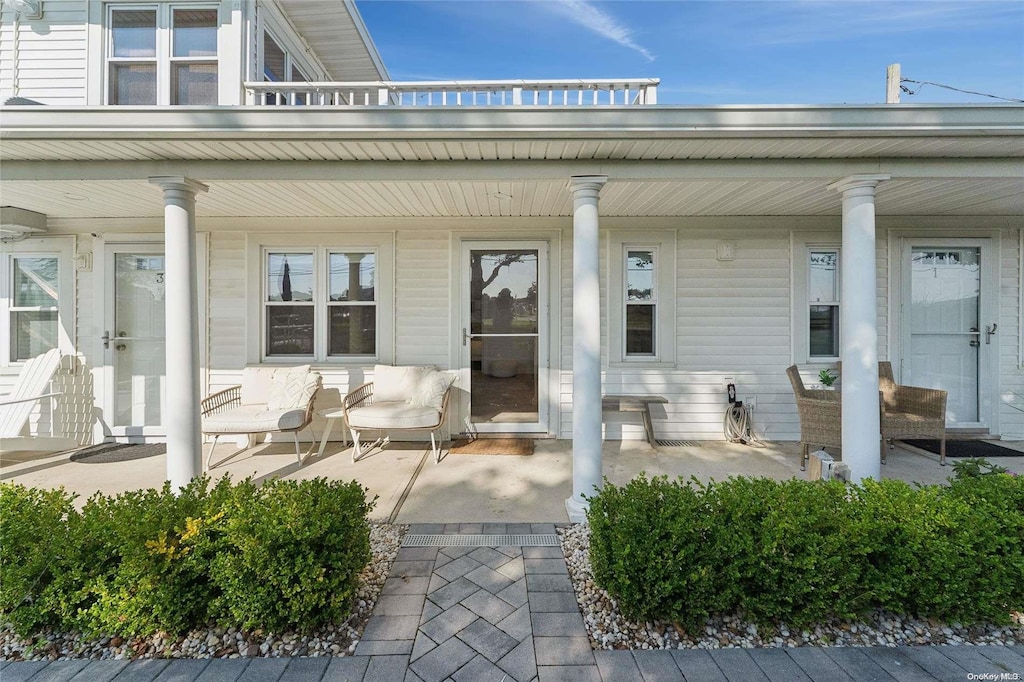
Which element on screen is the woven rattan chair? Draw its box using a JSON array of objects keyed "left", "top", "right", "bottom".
[
  {"left": 878, "top": 362, "right": 948, "bottom": 465},
  {"left": 837, "top": 361, "right": 948, "bottom": 465},
  {"left": 786, "top": 365, "right": 842, "bottom": 471}
]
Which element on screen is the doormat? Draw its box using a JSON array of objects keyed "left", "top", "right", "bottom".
[
  {"left": 70, "top": 442, "right": 166, "bottom": 463},
  {"left": 901, "top": 439, "right": 1022, "bottom": 458},
  {"left": 448, "top": 438, "right": 534, "bottom": 456}
]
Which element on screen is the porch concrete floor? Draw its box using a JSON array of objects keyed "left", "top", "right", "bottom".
[{"left": 4, "top": 438, "right": 1021, "bottom": 522}]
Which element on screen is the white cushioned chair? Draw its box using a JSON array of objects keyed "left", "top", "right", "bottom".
[
  {"left": 201, "top": 365, "right": 322, "bottom": 469},
  {"left": 343, "top": 365, "right": 455, "bottom": 463}
]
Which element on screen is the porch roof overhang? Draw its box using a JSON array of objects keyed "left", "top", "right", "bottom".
[
  {"left": 1, "top": 104, "right": 1022, "bottom": 219},
  {"left": 280, "top": 0, "right": 390, "bottom": 81}
]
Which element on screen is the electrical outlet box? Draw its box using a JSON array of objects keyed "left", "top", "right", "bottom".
[
  {"left": 745, "top": 396, "right": 756, "bottom": 412},
  {"left": 724, "top": 376, "right": 734, "bottom": 389}
]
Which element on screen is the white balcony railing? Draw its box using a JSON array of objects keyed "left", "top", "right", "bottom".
[{"left": 243, "top": 78, "right": 659, "bottom": 107}]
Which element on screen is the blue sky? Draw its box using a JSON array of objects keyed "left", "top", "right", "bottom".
[{"left": 356, "top": 0, "right": 1024, "bottom": 105}]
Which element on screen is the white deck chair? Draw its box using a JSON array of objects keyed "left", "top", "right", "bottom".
[{"left": 0, "top": 349, "right": 64, "bottom": 441}]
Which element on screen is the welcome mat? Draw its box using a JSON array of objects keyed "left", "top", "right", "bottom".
[
  {"left": 448, "top": 438, "right": 534, "bottom": 456},
  {"left": 901, "top": 439, "right": 1022, "bottom": 459},
  {"left": 70, "top": 442, "right": 166, "bottom": 463}
]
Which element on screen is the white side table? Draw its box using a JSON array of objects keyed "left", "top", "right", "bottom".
[{"left": 316, "top": 407, "right": 349, "bottom": 458}]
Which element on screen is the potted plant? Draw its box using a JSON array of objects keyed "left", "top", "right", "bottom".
[{"left": 818, "top": 368, "right": 837, "bottom": 389}]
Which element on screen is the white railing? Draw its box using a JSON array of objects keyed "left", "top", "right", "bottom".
[{"left": 243, "top": 78, "right": 659, "bottom": 107}]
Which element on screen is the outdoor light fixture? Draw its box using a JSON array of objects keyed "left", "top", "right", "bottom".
[{"left": 2, "top": 0, "right": 42, "bottom": 20}]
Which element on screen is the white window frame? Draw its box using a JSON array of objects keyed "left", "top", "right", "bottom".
[
  {"left": 259, "top": 27, "right": 312, "bottom": 105},
  {"left": 246, "top": 234, "right": 394, "bottom": 365},
  {"left": 792, "top": 234, "right": 841, "bottom": 364},
  {"left": 103, "top": 2, "right": 221, "bottom": 106},
  {"left": 0, "top": 237, "right": 75, "bottom": 369},
  {"left": 608, "top": 230, "right": 676, "bottom": 367}
]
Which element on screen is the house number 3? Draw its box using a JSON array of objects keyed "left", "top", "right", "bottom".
[{"left": 156, "top": 273, "right": 165, "bottom": 283}]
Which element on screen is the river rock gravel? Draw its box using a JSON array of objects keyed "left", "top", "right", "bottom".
[
  {"left": 1, "top": 522, "right": 405, "bottom": 661},
  {"left": 559, "top": 523, "right": 1024, "bottom": 650}
]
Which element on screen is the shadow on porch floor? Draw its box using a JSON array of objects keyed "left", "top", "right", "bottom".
[{"left": 6, "top": 438, "right": 1020, "bottom": 523}]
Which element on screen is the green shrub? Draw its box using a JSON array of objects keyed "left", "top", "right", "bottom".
[
  {"left": 71, "top": 477, "right": 235, "bottom": 635},
  {"left": 587, "top": 473, "right": 1024, "bottom": 629},
  {"left": 588, "top": 475, "right": 726, "bottom": 627},
  {"left": 209, "top": 478, "right": 373, "bottom": 631},
  {"left": 0, "top": 476, "right": 374, "bottom": 637},
  {"left": 0, "top": 484, "right": 77, "bottom": 634}
]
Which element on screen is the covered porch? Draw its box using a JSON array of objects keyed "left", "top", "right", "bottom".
[{"left": 1, "top": 103, "right": 1022, "bottom": 520}]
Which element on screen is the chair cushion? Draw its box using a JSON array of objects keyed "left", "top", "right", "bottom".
[
  {"left": 374, "top": 365, "right": 424, "bottom": 403},
  {"left": 267, "top": 365, "right": 315, "bottom": 410},
  {"left": 348, "top": 401, "right": 441, "bottom": 429},
  {"left": 240, "top": 367, "right": 278, "bottom": 405},
  {"left": 203, "top": 405, "right": 308, "bottom": 433},
  {"left": 412, "top": 368, "right": 455, "bottom": 410}
]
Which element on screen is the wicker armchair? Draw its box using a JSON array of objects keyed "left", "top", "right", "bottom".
[
  {"left": 786, "top": 365, "right": 843, "bottom": 471},
  {"left": 837, "top": 361, "right": 948, "bottom": 465},
  {"left": 878, "top": 362, "right": 948, "bottom": 465}
]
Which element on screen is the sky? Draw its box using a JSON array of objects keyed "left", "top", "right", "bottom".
[{"left": 356, "top": 0, "right": 1024, "bottom": 105}]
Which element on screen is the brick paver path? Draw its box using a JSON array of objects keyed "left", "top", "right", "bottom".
[{"left": 4, "top": 523, "right": 1023, "bottom": 681}]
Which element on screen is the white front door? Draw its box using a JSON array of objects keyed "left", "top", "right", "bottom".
[
  {"left": 901, "top": 242, "right": 997, "bottom": 427},
  {"left": 104, "top": 245, "right": 166, "bottom": 436},
  {"left": 460, "top": 241, "right": 548, "bottom": 434}
]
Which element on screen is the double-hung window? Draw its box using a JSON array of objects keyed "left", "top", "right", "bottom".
[
  {"left": 260, "top": 245, "right": 387, "bottom": 362},
  {"left": 793, "top": 238, "right": 842, "bottom": 363},
  {"left": 808, "top": 249, "right": 840, "bottom": 359},
  {"left": 107, "top": 4, "right": 219, "bottom": 105},
  {"left": 608, "top": 231, "right": 676, "bottom": 366},
  {"left": 625, "top": 250, "right": 657, "bottom": 356},
  {"left": 1, "top": 239, "right": 74, "bottom": 367}
]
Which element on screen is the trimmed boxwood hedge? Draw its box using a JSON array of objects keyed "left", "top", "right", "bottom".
[
  {"left": 587, "top": 473, "right": 1023, "bottom": 630},
  {"left": 0, "top": 476, "right": 374, "bottom": 637}
]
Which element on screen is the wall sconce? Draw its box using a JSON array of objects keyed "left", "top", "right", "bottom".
[{"left": 3, "top": 0, "right": 43, "bottom": 20}]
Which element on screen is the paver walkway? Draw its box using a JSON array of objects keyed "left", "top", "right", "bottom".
[{"left": 4, "top": 523, "right": 1023, "bottom": 681}]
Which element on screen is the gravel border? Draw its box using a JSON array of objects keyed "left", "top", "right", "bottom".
[
  {"left": 1, "top": 522, "right": 406, "bottom": 661},
  {"left": 559, "top": 523, "right": 1024, "bottom": 650}
]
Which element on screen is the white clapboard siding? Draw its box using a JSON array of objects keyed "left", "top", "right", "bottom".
[
  {"left": 395, "top": 230, "right": 449, "bottom": 367},
  {"left": 0, "top": 4, "right": 89, "bottom": 104},
  {"left": 999, "top": 229, "right": 1024, "bottom": 438}
]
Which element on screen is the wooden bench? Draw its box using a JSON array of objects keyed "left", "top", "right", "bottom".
[{"left": 602, "top": 394, "right": 668, "bottom": 446}]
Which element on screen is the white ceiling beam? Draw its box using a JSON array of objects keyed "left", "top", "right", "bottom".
[{"left": 2, "top": 158, "right": 1021, "bottom": 183}]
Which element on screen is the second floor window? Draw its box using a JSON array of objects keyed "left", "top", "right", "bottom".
[
  {"left": 262, "top": 31, "right": 308, "bottom": 104},
  {"left": 108, "top": 5, "right": 218, "bottom": 105}
]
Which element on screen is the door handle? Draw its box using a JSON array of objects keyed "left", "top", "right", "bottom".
[
  {"left": 968, "top": 327, "right": 980, "bottom": 347},
  {"left": 986, "top": 323, "right": 998, "bottom": 344},
  {"left": 102, "top": 330, "right": 110, "bottom": 349},
  {"left": 463, "top": 328, "right": 469, "bottom": 346}
]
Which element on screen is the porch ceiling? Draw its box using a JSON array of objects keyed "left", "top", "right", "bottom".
[{"left": 2, "top": 176, "right": 1020, "bottom": 219}]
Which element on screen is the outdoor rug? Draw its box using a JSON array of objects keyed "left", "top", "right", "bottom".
[
  {"left": 448, "top": 438, "right": 534, "bottom": 456},
  {"left": 901, "top": 439, "right": 1022, "bottom": 458},
  {"left": 70, "top": 442, "right": 167, "bottom": 463}
]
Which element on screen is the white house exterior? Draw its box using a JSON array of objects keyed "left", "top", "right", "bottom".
[{"left": 2, "top": 0, "right": 1023, "bottom": 517}]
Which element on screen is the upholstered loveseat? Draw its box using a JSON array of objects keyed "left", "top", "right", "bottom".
[
  {"left": 201, "top": 365, "right": 322, "bottom": 468},
  {"left": 343, "top": 365, "right": 455, "bottom": 463}
]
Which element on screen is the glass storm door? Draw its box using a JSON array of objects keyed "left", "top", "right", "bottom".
[
  {"left": 906, "top": 246, "right": 981, "bottom": 424},
  {"left": 461, "top": 242, "right": 548, "bottom": 433},
  {"left": 106, "top": 246, "right": 166, "bottom": 431}
]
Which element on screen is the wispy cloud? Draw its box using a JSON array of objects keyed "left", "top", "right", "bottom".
[{"left": 539, "top": 0, "right": 655, "bottom": 61}]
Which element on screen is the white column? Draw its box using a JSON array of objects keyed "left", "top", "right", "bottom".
[
  {"left": 149, "top": 176, "right": 209, "bottom": 491},
  {"left": 827, "top": 174, "right": 889, "bottom": 483},
  {"left": 566, "top": 175, "right": 607, "bottom": 522}
]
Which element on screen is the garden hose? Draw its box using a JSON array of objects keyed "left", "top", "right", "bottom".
[{"left": 723, "top": 402, "right": 765, "bottom": 447}]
